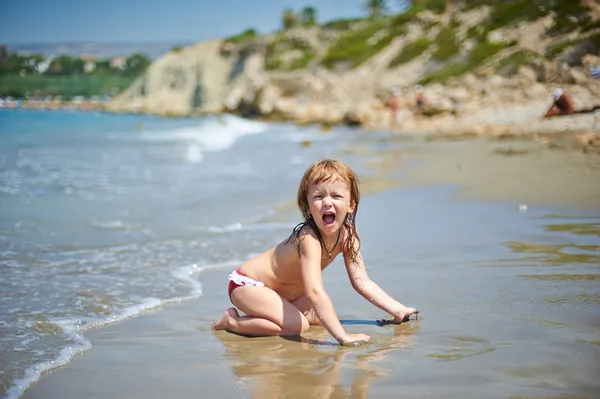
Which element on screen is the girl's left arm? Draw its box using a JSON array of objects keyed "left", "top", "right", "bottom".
[{"left": 343, "top": 238, "right": 417, "bottom": 322}]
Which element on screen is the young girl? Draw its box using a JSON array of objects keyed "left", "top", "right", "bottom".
[{"left": 213, "top": 159, "right": 418, "bottom": 345}]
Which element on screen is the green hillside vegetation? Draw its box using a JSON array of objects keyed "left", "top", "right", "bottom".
[
  {"left": 420, "top": 40, "right": 506, "bottom": 84},
  {"left": 0, "top": 52, "right": 150, "bottom": 98},
  {"left": 322, "top": 18, "right": 364, "bottom": 31},
  {"left": 496, "top": 49, "right": 536, "bottom": 76},
  {"left": 431, "top": 27, "right": 460, "bottom": 62},
  {"left": 389, "top": 38, "right": 432, "bottom": 67},
  {"left": 265, "top": 37, "right": 317, "bottom": 71},
  {"left": 0, "top": 75, "right": 136, "bottom": 98},
  {"left": 225, "top": 28, "right": 258, "bottom": 45},
  {"left": 245, "top": 0, "right": 598, "bottom": 82},
  {"left": 322, "top": 18, "right": 393, "bottom": 68}
]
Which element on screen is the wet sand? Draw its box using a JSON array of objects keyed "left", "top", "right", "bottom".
[
  {"left": 401, "top": 136, "right": 600, "bottom": 210},
  {"left": 23, "top": 135, "right": 600, "bottom": 398}
]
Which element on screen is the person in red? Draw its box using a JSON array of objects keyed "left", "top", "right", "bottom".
[
  {"left": 543, "top": 88, "right": 575, "bottom": 118},
  {"left": 386, "top": 88, "right": 400, "bottom": 128}
]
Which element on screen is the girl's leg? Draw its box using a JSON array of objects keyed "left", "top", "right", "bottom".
[
  {"left": 291, "top": 292, "right": 321, "bottom": 325},
  {"left": 213, "top": 286, "right": 310, "bottom": 336},
  {"left": 213, "top": 308, "right": 282, "bottom": 335}
]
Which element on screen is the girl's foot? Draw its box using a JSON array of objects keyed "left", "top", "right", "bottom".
[{"left": 212, "top": 307, "right": 239, "bottom": 331}]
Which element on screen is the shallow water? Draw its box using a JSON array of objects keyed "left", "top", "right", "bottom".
[
  {"left": 0, "top": 110, "right": 361, "bottom": 398},
  {"left": 2, "top": 110, "right": 599, "bottom": 398}
]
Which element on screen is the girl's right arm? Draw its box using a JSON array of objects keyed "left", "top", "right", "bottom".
[{"left": 298, "top": 228, "right": 370, "bottom": 345}]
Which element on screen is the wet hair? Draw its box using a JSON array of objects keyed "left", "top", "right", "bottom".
[{"left": 285, "top": 159, "right": 362, "bottom": 266}]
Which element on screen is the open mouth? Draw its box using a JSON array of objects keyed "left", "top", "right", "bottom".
[{"left": 322, "top": 212, "right": 336, "bottom": 225}]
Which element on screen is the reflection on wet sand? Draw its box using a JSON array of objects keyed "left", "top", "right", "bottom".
[
  {"left": 521, "top": 274, "right": 600, "bottom": 282},
  {"left": 213, "top": 321, "right": 419, "bottom": 398},
  {"left": 505, "top": 241, "right": 600, "bottom": 265},
  {"left": 544, "top": 222, "right": 600, "bottom": 237},
  {"left": 503, "top": 218, "right": 600, "bottom": 337},
  {"left": 426, "top": 335, "right": 496, "bottom": 362},
  {"left": 505, "top": 219, "right": 600, "bottom": 266}
]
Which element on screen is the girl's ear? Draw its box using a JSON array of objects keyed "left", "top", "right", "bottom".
[{"left": 348, "top": 201, "right": 356, "bottom": 214}]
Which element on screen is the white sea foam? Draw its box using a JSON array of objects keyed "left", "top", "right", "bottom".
[
  {"left": 136, "top": 115, "right": 268, "bottom": 163},
  {"left": 203, "top": 221, "right": 296, "bottom": 234},
  {"left": 4, "top": 259, "right": 242, "bottom": 399},
  {"left": 90, "top": 219, "right": 138, "bottom": 230}
]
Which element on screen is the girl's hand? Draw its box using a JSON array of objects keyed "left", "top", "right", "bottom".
[
  {"left": 341, "top": 333, "right": 370, "bottom": 346},
  {"left": 378, "top": 307, "right": 419, "bottom": 325}
]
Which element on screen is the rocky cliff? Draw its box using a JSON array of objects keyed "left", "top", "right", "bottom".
[{"left": 107, "top": 0, "right": 600, "bottom": 134}]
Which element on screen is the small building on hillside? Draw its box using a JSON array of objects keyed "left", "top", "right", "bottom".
[
  {"left": 110, "top": 56, "right": 127, "bottom": 70},
  {"left": 84, "top": 61, "right": 97, "bottom": 74},
  {"left": 36, "top": 57, "right": 53, "bottom": 74}
]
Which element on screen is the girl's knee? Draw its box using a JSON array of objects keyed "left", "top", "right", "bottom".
[{"left": 280, "top": 315, "right": 310, "bottom": 336}]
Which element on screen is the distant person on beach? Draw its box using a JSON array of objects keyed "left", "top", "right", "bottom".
[
  {"left": 542, "top": 88, "right": 575, "bottom": 118},
  {"left": 213, "top": 159, "right": 419, "bottom": 345},
  {"left": 386, "top": 88, "right": 401, "bottom": 128},
  {"left": 414, "top": 85, "right": 426, "bottom": 117}
]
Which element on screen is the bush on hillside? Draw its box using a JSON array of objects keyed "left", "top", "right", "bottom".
[
  {"left": 225, "top": 28, "right": 258, "bottom": 44},
  {"left": 391, "top": 8, "right": 419, "bottom": 28},
  {"left": 431, "top": 27, "right": 460, "bottom": 61},
  {"left": 288, "top": 48, "right": 318, "bottom": 70},
  {"left": 420, "top": 39, "right": 505, "bottom": 84},
  {"left": 465, "top": 0, "right": 546, "bottom": 42},
  {"left": 485, "top": 0, "right": 545, "bottom": 32},
  {"left": 322, "top": 19, "right": 392, "bottom": 68},
  {"left": 496, "top": 49, "right": 535, "bottom": 76},
  {"left": 546, "top": 0, "right": 592, "bottom": 35},
  {"left": 389, "top": 38, "right": 432, "bottom": 67},
  {"left": 422, "top": 0, "right": 447, "bottom": 14},
  {"left": 265, "top": 37, "right": 317, "bottom": 71},
  {"left": 322, "top": 18, "right": 364, "bottom": 31}
]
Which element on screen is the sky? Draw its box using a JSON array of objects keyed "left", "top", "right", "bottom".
[{"left": 0, "top": 0, "right": 408, "bottom": 44}]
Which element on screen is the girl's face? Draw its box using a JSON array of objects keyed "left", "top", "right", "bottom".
[{"left": 306, "top": 178, "right": 354, "bottom": 236}]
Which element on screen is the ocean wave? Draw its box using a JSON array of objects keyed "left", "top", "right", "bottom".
[
  {"left": 136, "top": 115, "right": 268, "bottom": 163},
  {"left": 4, "top": 259, "right": 241, "bottom": 399},
  {"left": 90, "top": 219, "right": 139, "bottom": 231},
  {"left": 195, "top": 221, "right": 296, "bottom": 234}
]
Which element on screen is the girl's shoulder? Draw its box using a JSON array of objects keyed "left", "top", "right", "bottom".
[
  {"left": 283, "top": 222, "right": 319, "bottom": 258},
  {"left": 286, "top": 222, "right": 316, "bottom": 242}
]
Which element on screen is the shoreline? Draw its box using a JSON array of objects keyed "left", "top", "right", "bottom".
[{"left": 4, "top": 103, "right": 599, "bottom": 155}]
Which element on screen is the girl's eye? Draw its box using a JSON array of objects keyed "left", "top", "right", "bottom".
[{"left": 313, "top": 195, "right": 323, "bottom": 199}]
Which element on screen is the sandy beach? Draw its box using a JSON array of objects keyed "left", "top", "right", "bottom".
[
  {"left": 401, "top": 134, "right": 600, "bottom": 210},
  {"left": 19, "top": 127, "right": 600, "bottom": 399}
]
